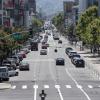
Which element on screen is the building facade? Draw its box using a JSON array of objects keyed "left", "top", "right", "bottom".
[
  {"left": 79, "top": 0, "right": 98, "bottom": 14},
  {"left": 0, "top": 0, "right": 36, "bottom": 28},
  {"left": 63, "top": 1, "right": 74, "bottom": 28}
]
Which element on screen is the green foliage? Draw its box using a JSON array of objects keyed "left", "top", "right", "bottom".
[
  {"left": 32, "top": 17, "right": 44, "bottom": 28},
  {"left": 76, "top": 6, "right": 98, "bottom": 44},
  {"left": 52, "top": 13, "right": 64, "bottom": 32},
  {"left": 86, "top": 18, "right": 100, "bottom": 45}
]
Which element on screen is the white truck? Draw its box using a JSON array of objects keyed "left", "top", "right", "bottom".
[{"left": 0, "top": 67, "right": 9, "bottom": 81}]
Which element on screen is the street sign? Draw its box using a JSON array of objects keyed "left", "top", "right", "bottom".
[{"left": 39, "top": 90, "right": 47, "bottom": 100}]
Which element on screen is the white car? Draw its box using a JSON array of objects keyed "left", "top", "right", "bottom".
[
  {"left": 8, "top": 67, "right": 18, "bottom": 77},
  {"left": 0, "top": 66, "right": 9, "bottom": 81}
]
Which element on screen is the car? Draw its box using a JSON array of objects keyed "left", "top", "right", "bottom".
[
  {"left": 45, "top": 43, "right": 49, "bottom": 47},
  {"left": 16, "top": 54, "right": 23, "bottom": 61},
  {"left": 65, "top": 47, "right": 73, "bottom": 54},
  {"left": 0, "top": 66, "right": 9, "bottom": 81},
  {"left": 20, "top": 48, "right": 30, "bottom": 54},
  {"left": 10, "top": 56, "right": 20, "bottom": 66},
  {"left": 73, "top": 58, "right": 85, "bottom": 68},
  {"left": 58, "top": 40, "right": 62, "bottom": 44},
  {"left": 2, "top": 59, "right": 17, "bottom": 70},
  {"left": 41, "top": 44, "right": 47, "bottom": 49},
  {"left": 19, "top": 62, "right": 29, "bottom": 71},
  {"left": 8, "top": 67, "right": 18, "bottom": 77},
  {"left": 53, "top": 36, "right": 59, "bottom": 40},
  {"left": 68, "top": 51, "right": 77, "bottom": 58},
  {"left": 56, "top": 58, "right": 65, "bottom": 65},
  {"left": 18, "top": 51, "right": 26, "bottom": 58},
  {"left": 40, "top": 50, "right": 47, "bottom": 55},
  {"left": 70, "top": 54, "right": 81, "bottom": 59}
]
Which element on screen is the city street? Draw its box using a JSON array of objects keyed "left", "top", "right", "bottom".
[{"left": 0, "top": 32, "right": 100, "bottom": 100}]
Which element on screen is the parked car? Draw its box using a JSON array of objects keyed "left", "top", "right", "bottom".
[
  {"left": 20, "top": 48, "right": 30, "bottom": 54},
  {"left": 18, "top": 51, "right": 26, "bottom": 58},
  {"left": 19, "top": 62, "right": 29, "bottom": 71},
  {"left": 65, "top": 47, "right": 73, "bottom": 54},
  {"left": 10, "top": 56, "right": 20, "bottom": 66},
  {"left": 40, "top": 50, "right": 47, "bottom": 55},
  {"left": 0, "top": 66, "right": 9, "bottom": 81},
  {"left": 70, "top": 54, "right": 81, "bottom": 59},
  {"left": 68, "top": 51, "right": 77, "bottom": 58},
  {"left": 8, "top": 67, "right": 18, "bottom": 77},
  {"left": 56, "top": 58, "right": 65, "bottom": 65},
  {"left": 2, "top": 59, "right": 17, "bottom": 70},
  {"left": 15, "top": 54, "right": 23, "bottom": 61},
  {"left": 73, "top": 58, "right": 85, "bottom": 68}
]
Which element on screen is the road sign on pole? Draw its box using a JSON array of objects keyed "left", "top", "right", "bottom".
[{"left": 39, "top": 90, "right": 47, "bottom": 100}]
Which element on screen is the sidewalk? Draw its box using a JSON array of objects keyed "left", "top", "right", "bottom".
[{"left": 72, "top": 42, "right": 100, "bottom": 80}]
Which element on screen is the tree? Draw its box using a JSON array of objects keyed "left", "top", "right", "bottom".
[
  {"left": 32, "top": 17, "right": 44, "bottom": 33},
  {"left": 52, "top": 12, "right": 64, "bottom": 33},
  {"left": 86, "top": 18, "right": 100, "bottom": 53},
  {"left": 76, "top": 6, "right": 98, "bottom": 43}
]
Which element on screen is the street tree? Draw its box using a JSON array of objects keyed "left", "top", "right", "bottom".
[{"left": 76, "top": 6, "right": 98, "bottom": 43}]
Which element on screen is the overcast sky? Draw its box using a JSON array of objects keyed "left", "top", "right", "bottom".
[{"left": 36, "top": 0, "right": 74, "bottom": 15}]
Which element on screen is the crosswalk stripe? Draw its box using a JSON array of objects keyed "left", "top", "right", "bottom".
[
  {"left": 44, "top": 85, "right": 49, "bottom": 88},
  {"left": 77, "top": 85, "right": 82, "bottom": 89},
  {"left": 65, "top": 85, "right": 72, "bottom": 88},
  {"left": 55, "top": 85, "right": 60, "bottom": 88},
  {"left": 11, "top": 85, "right": 16, "bottom": 89},
  {"left": 33, "top": 85, "right": 38, "bottom": 89},
  {"left": 88, "top": 85, "right": 93, "bottom": 89},
  {"left": 22, "top": 85, "right": 27, "bottom": 89},
  {"left": 10, "top": 84, "right": 95, "bottom": 90}
]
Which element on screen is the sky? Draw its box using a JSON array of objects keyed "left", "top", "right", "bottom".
[{"left": 36, "top": 0, "right": 74, "bottom": 16}]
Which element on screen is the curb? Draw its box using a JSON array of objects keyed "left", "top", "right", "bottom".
[{"left": 0, "top": 83, "right": 11, "bottom": 90}]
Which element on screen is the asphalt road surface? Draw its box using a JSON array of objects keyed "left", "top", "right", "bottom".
[{"left": 0, "top": 32, "right": 100, "bottom": 100}]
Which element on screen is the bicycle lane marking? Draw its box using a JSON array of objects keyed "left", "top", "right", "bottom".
[
  {"left": 65, "top": 68, "right": 91, "bottom": 100},
  {"left": 55, "top": 85, "right": 64, "bottom": 100},
  {"left": 33, "top": 85, "right": 38, "bottom": 100}
]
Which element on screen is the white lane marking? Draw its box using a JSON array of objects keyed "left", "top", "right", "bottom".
[
  {"left": 11, "top": 85, "right": 16, "bottom": 89},
  {"left": 44, "top": 85, "right": 49, "bottom": 89},
  {"left": 55, "top": 85, "right": 64, "bottom": 100},
  {"left": 88, "top": 85, "right": 93, "bottom": 89},
  {"left": 65, "top": 68, "right": 91, "bottom": 100},
  {"left": 33, "top": 85, "right": 38, "bottom": 100},
  {"left": 65, "top": 85, "right": 72, "bottom": 89},
  {"left": 77, "top": 85, "right": 82, "bottom": 89},
  {"left": 22, "top": 85, "right": 27, "bottom": 89}
]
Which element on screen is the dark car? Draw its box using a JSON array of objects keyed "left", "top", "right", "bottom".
[
  {"left": 19, "top": 62, "right": 29, "bottom": 71},
  {"left": 70, "top": 54, "right": 81, "bottom": 59},
  {"left": 56, "top": 58, "right": 65, "bottom": 65},
  {"left": 58, "top": 40, "right": 62, "bottom": 44},
  {"left": 42, "top": 44, "right": 47, "bottom": 49},
  {"left": 65, "top": 47, "right": 73, "bottom": 54},
  {"left": 68, "top": 51, "right": 77, "bottom": 58},
  {"left": 74, "top": 58, "right": 85, "bottom": 68},
  {"left": 40, "top": 50, "right": 47, "bottom": 55}
]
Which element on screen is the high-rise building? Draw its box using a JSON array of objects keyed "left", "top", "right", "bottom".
[
  {"left": 63, "top": 1, "right": 74, "bottom": 28},
  {"left": 79, "top": 0, "right": 98, "bottom": 14}
]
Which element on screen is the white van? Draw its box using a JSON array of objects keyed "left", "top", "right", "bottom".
[{"left": 0, "top": 67, "right": 9, "bottom": 81}]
